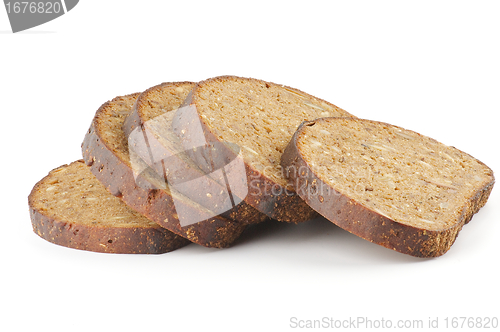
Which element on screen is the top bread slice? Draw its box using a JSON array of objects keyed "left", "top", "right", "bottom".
[
  {"left": 29, "top": 160, "right": 190, "bottom": 254},
  {"left": 281, "top": 117, "right": 495, "bottom": 257},
  {"left": 172, "top": 75, "right": 354, "bottom": 222},
  {"left": 122, "top": 82, "right": 268, "bottom": 224},
  {"left": 82, "top": 88, "right": 246, "bottom": 248}
]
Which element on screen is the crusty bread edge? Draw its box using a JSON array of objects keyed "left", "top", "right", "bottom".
[
  {"left": 280, "top": 118, "right": 495, "bottom": 257},
  {"left": 122, "top": 81, "right": 196, "bottom": 138},
  {"left": 28, "top": 160, "right": 190, "bottom": 254}
]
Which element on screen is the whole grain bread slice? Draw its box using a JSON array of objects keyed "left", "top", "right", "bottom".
[
  {"left": 122, "top": 82, "right": 268, "bottom": 224},
  {"left": 29, "top": 160, "right": 190, "bottom": 254},
  {"left": 82, "top": 91, "right": 246, "bottom": 248},
  {"left": 172, "top": 76, "right": 354, "bottom": 222},
  {"left": 281, "top": 117, "right": 495, "bottom": 257}
]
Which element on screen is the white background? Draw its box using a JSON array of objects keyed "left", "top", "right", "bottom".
[{"left": 1, "top": 1, "right": 499, "bottom": 331}]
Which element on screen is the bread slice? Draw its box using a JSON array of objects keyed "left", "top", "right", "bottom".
[
  {"left": 281, "top": 117, "right": 495, "bottom": 257},
  {"left": 29, "top": 160, "right": 190, "bottom": 254},
  {"left": 82, "top": 91, "right": 246, "bottom": 248},
  {"left": 172, "top": 75, "right": 354, "bottom": 222},
  {"left": 122, "top": 82, "right": 268, "bottom": 224}
]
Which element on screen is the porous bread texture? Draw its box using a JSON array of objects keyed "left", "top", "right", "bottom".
[
  {"left": 298, "top": 118, "right": 494, "bottom": 229},
  {"left": 95, "top": 93, "right": 142, "bottom": 164},
  {"left": 29, "top": 161, "right": 189, "bottom": 254},
  {"left": 281, "top": 117, "right": 494, "bottom": 257},
  {"left": 32, "top": 161, "right": 156, "bottom": 227},
  {"left": 82, "top": 91, "right": 246, "bottom": 248},
  {"left": 123, "top": 82, "right": 195, "bottom": 134},
  {"left": 191, "top": 76, "right": 353, "bottom": 187},
  {"left": 124, "top": 84, "right": 198, "bottom": 185},
  {"left": 123, "top": 82, "right": 268, "bottom": 225},
  {"left": 173, "top": 76, "right": 353, "bottom": 222}
]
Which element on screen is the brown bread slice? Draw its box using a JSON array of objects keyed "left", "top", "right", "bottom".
[
  {"left": 172, "top": 76, "right": 354, "bottom": 222},
  {"left": 82, "top": 91, "right": 246, "bottom": 248},
  {"left": 29, "top": 160, "right": 190, "bottom": 254},
  {"left": 281, "top": 117, "right": 495, "bottom": 257},
  {"left": 123, "top": 82, "right": 268, "bottom": 224}
]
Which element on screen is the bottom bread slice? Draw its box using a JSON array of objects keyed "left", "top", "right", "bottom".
[
  {"left": 29, "top": 160, "right": 190, "bottom": 254},
  {"left": 281, "top": 117, "right": 495, "bottom": 257}
]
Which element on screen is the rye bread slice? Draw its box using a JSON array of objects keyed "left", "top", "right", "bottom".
[
  {"left": 172, "top": 76, "right": 354, "bottom": 222},
  {"left": 122, "top": 82, "right": 268, "bottom": 224},
  {"left": 82, "top": 91, "right": 246, "bottom": 248},
  {"left": 29, "top": 160, "right": 190, "bottom": 254},
  {"left": 281, "top": 117, "right": 495, "bottom": 257}
]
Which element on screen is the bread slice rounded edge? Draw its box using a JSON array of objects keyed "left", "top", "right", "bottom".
[
  {"left": 82, "top": 94, "right": 246, "bottom": 248},
  {"left": 172, "top": 76, "right": 322, "bottom": 223},
  {"left": 28, "top": 160, "right": 190, "bottom": 254},
  {"left": 122, "top": 82, "right": 269, "bottom": 225},
  {"left": 123, "top": 81, "right": 196, "bottom": 137},
  {"left": 280, "top": 118, "right": 495, "bottom": 257}
]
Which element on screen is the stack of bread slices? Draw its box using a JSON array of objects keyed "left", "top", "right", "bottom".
[{"left": 29, "top": 76, "right": 495, "bottom": 257}]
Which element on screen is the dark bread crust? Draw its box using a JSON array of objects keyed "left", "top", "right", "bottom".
[
  {"left": 122, "top": 82, "right": 268, "bottom": 225},
  {"left": 29, "top": 161, "right": 190, "bottom": 254},
  {"left": 82, "top": 94, "right": 246, "bottom": 248},
  {"left": 172, "top": 76, "right": 322, "bottom": 223},
  {"left": 281, "top": 118, "right": 495, "bottom": 257}
]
